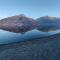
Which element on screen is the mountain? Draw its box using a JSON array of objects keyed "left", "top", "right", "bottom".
[
  {"left": 0, "top": 15, "right": 60, "bottom": 33},
  {"left": 36, "top": 16, "right": 60, "bottom": 32},
  {"left": 0, "top": 14, "right": 36, "bottom": 33}
]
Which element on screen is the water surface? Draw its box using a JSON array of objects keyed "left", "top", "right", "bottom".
[{"left": 0, "top": 29, "right": 60, "bottom": 44}]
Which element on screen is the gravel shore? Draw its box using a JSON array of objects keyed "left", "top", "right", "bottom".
[{"left": 0, "top": 33, "right": 60, "bottom": 60}]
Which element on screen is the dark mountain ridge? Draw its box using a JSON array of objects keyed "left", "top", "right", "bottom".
[{"left": 36, "top": 16, "right": 60, "bottom": 32}]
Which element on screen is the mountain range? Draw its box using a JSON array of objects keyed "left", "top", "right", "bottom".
[{"left": 0, "top": 15, "right": 60, "bottom": 32}]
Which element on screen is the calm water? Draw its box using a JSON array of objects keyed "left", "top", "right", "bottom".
[{"left": 0, "top": 29, "right": 60, "bottom": 44}]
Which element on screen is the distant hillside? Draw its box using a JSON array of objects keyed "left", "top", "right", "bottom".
[
  {"left": 36, "top": 16, "right": 60, "bottom": 32},
  {"left": 0, "top": 14, "right": 36, "bottom": 33}
]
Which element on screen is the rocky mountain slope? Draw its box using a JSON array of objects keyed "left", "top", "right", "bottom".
[{"left": 0, "top": 14, "right": 36, "bottom": 33}]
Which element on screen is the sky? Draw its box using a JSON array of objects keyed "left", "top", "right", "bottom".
[{"left": 0, "top": 0, "right": 60, "bottom": 19}]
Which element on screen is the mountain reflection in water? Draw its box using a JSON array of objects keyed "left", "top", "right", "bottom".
[{"left": 0, "top": 28, "right": 60, "bottom": 44}]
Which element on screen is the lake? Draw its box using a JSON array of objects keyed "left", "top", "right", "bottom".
[{"left": 0, "top": 29, "right": 60, "bottom": 44}]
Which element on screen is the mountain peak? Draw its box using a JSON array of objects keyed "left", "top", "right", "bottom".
[
  {"left": 39, "top": 16, "right": 60, "bottom": 20},
  {"left": 19, "top": 14, "right": 25, "bottom": 17},
  {"left": 12, "top": 14, "right": 26, "bottom": 18}
]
